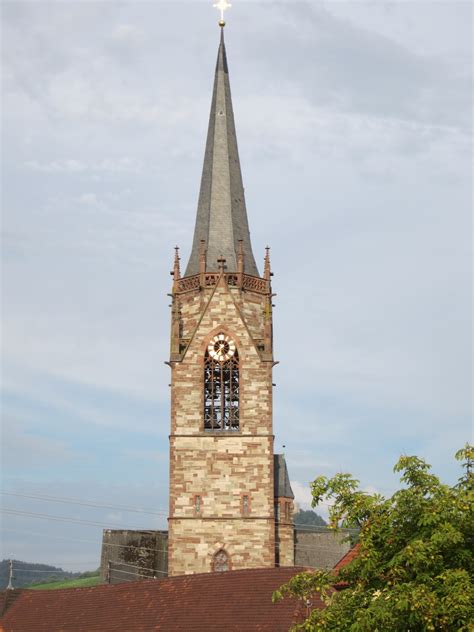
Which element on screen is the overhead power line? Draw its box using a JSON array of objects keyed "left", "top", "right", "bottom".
[
  {"left": 10, "top": 561, "right": 99, "bottom": 568},
  {"left": 109, "top": 567, "right": 159, "bottom": 579},
  {"left": 1, "top": 491, "right": 169, "bottom": 518},
  {"left": 2, "top": 505, "right": 355, "bottom": 534},
  {"left": 2, "top": 525, "right": 353, "bottom": 562},
  {"left": 1, "top": 527, "right": 168, "bottom": 555},
  {"left": 1, "top": 508, "right": 145, "bottom": 531},
  {"left": 13, "top": 567, "right": 98, "bottom": 573},
  {"left": 1, "top": 491, "right": 340, "bottom": 526},
  {"left": 107, "top": 561, "right": 166, "bottom": 575}
]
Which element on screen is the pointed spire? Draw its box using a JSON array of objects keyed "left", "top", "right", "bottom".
[{"left": 184, "top": 30, "right": 259, "bottom": 278}]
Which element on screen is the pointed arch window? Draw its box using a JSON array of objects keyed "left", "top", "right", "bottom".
[
  {"left": 204, "top": 333, "right": 239, "bottom": 431},
  {"left": 213, "top": 549, "right": 230, "bottom": 572}
]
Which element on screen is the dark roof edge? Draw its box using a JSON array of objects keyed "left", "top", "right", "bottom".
[{"left": 274, "top": 454, "right": 294, "bottom": 499}]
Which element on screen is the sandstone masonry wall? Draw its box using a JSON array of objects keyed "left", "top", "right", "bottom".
[{"left": 168, "top": 280, "right": 275, "bottom": 576}]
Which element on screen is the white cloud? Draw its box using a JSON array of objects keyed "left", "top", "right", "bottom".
[
  {"left": 111, "top": 24, "right": 144, "bottom": 45},
  {"left": 291, "top": 480, "right": 314, "bottom": 509},
  {"left": 292, "top": 480, "right": 337, "bottom": 522},
  {"left": 24, "top": 158, "right": 143, "bottom": 174}
]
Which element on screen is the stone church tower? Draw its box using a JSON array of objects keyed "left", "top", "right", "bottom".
[{"left": 167, "top": 28, "right": 294, "bottom": 576}]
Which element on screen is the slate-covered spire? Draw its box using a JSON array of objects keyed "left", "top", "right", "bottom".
[{"left": 184, "top": 29, "right": 259, "bottom": 277}]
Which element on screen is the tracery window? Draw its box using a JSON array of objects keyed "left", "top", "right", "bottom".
[
  {"left": 204, "top": 334, "right": 239, "bottom": 431},
  {"left": 213, "top": 549, "right": 230, "bottom": 572}
]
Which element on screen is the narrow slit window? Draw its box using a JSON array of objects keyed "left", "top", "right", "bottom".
[
  {"left": 195, "top": 495, "right": 202, "bottom": 515},
  {"left": 242, "top": 494, "right": 250, "bottom": 516}
]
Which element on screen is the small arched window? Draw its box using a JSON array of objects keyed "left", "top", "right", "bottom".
[
  {"left": 213, "top": 549, "right": 230, "bottom": 572},
  {"left": 204, "top": 333, "right": 239, "bottom": 431}
]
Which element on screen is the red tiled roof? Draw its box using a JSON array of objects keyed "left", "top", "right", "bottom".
[
  {"left": 0, "top": 567, "right": 323, "bottom": 632},
  {"left": 0, "top": 591, "right": 22, "bottom": 617},
  {"left": 333, "top": 543, "right": 360, "bottom": 572}
]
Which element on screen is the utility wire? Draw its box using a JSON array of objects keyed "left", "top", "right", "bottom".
[
  {"left": 3, "top": 529, "right": 350, "bottom": 560},
  {"left": 2, "top": 525, "right": 352, "bottom": 560},
  {"left": 12, "top": 561, "right": 166, "bottom": 577},
  {"left": 2, "top": 508, "right": 357, "bottom": 543},
  {"left": 1, "top": 527, "right": 168, "bottom": 555},
  {"left": 1, "top": 491, "right": 169, "bottom": 518},
  {"left": 107, "top": 561, "right": 167, "bottom": 575},
  {"left": 13, "top": 568, "right": 97, "bottom": 573},
  {"left": 1, "top": 508, "right": 147, "bottom": 531},
  {"left": 109, "top": 567, "right": 157, "bottom": 579},
  {"left": 1, "top": 491, "right": 342, "bottom": 527},
  {"left": 11, "top": 562, "right": 99, "bottom": 568},
  {"left": 3, "top": 506, "right": 355, "bottom": 534}
]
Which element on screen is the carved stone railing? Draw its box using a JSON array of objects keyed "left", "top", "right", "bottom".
[
  {"left": 176, "top": 275, "right": 200, "bottom": 293},
  {"left": 242, "top": 275, "right": 268, "bottom": 294},
  {"left": 175, "top": 273, "right": 269, "bottom": 294}
]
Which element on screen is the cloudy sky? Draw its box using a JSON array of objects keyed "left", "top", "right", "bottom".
[{"left": 1, "top": 1, "right": 472, "bottom": 573}]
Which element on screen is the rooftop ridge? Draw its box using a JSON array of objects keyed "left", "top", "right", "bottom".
[{"left": 16, "top": 565, "right": 313, "bottom": 594}]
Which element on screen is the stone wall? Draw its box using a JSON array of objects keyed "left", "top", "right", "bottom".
[
  {"left": 100, "top": 526, "right": 351, "bottom": 580},
  {"left": 169, "top": 519, "right": 275, "bottom": 575},
  {"left": 275, "top": 498, "right": 295, "bottom": 567},
  {"left": 178, "top": 286, "right": 267, "bottom": 344},
  {"left": 294, "top": 529, "right": 351, "bottom": 570},
  {"left": 169, "top": 280, "right": 275, "bottom": 576},
  {"left": 100, "top": 530, "right": 168, "bottom": 584}
]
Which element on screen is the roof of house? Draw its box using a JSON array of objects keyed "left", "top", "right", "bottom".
[
  {"left": 184, "top": 29, "right": 259, "bottom": 278},
  {"left": 333, "top": 543, "right": 360, "bottom": 572},
  {"left": 0, "top": 590, "right": 21, "bottom": 618},
  {"left": 0, "top": 567, "right": 322, "bottom": 632},
  {"left": 274, "top": 454, "right": 294, "bottom": 499}
]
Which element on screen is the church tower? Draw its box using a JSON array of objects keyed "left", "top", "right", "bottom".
[{"left": 167, "top": 26, "right": 293, "bottom": 576}]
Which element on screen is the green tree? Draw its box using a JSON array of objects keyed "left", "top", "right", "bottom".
[
  {"left": 294, "top": 509, "right": 327, "bottom": 527},
  {"left": 274, "top": 445, "right": 474, "bottom": 631}
]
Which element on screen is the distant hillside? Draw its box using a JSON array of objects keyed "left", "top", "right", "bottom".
[
  {"left": 0, "top": 559, "right": 80, "bottom": 589},
  {"left": 27, "top": 574, "right": 101, "bottom": 590},
  {"left": 294, "top": 509, "right": 327, "bottom": 527}
]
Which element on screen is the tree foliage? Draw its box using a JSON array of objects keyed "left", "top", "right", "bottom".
[
  {"left": 274, "top": 445, "right": 474, "bottom": 631},
  {"left": 294, "top": 509, "right": 327, "bottom": 527}
]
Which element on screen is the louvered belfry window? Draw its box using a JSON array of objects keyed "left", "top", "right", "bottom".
[{"left": 204, "top": 340, "right": 239, "bottom": 431}]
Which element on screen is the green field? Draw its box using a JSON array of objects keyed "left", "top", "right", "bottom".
[{"left": 27, "top": 575, "right": 102, "bottom": 590}]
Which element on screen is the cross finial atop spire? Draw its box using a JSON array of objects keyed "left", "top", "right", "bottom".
[{"left": 213, "top": 0, "right": 231, "bottom": 27}]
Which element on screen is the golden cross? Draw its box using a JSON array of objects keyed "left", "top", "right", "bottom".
[{"left": 213, "top": 0, "right": 231, "bottom": 26}]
